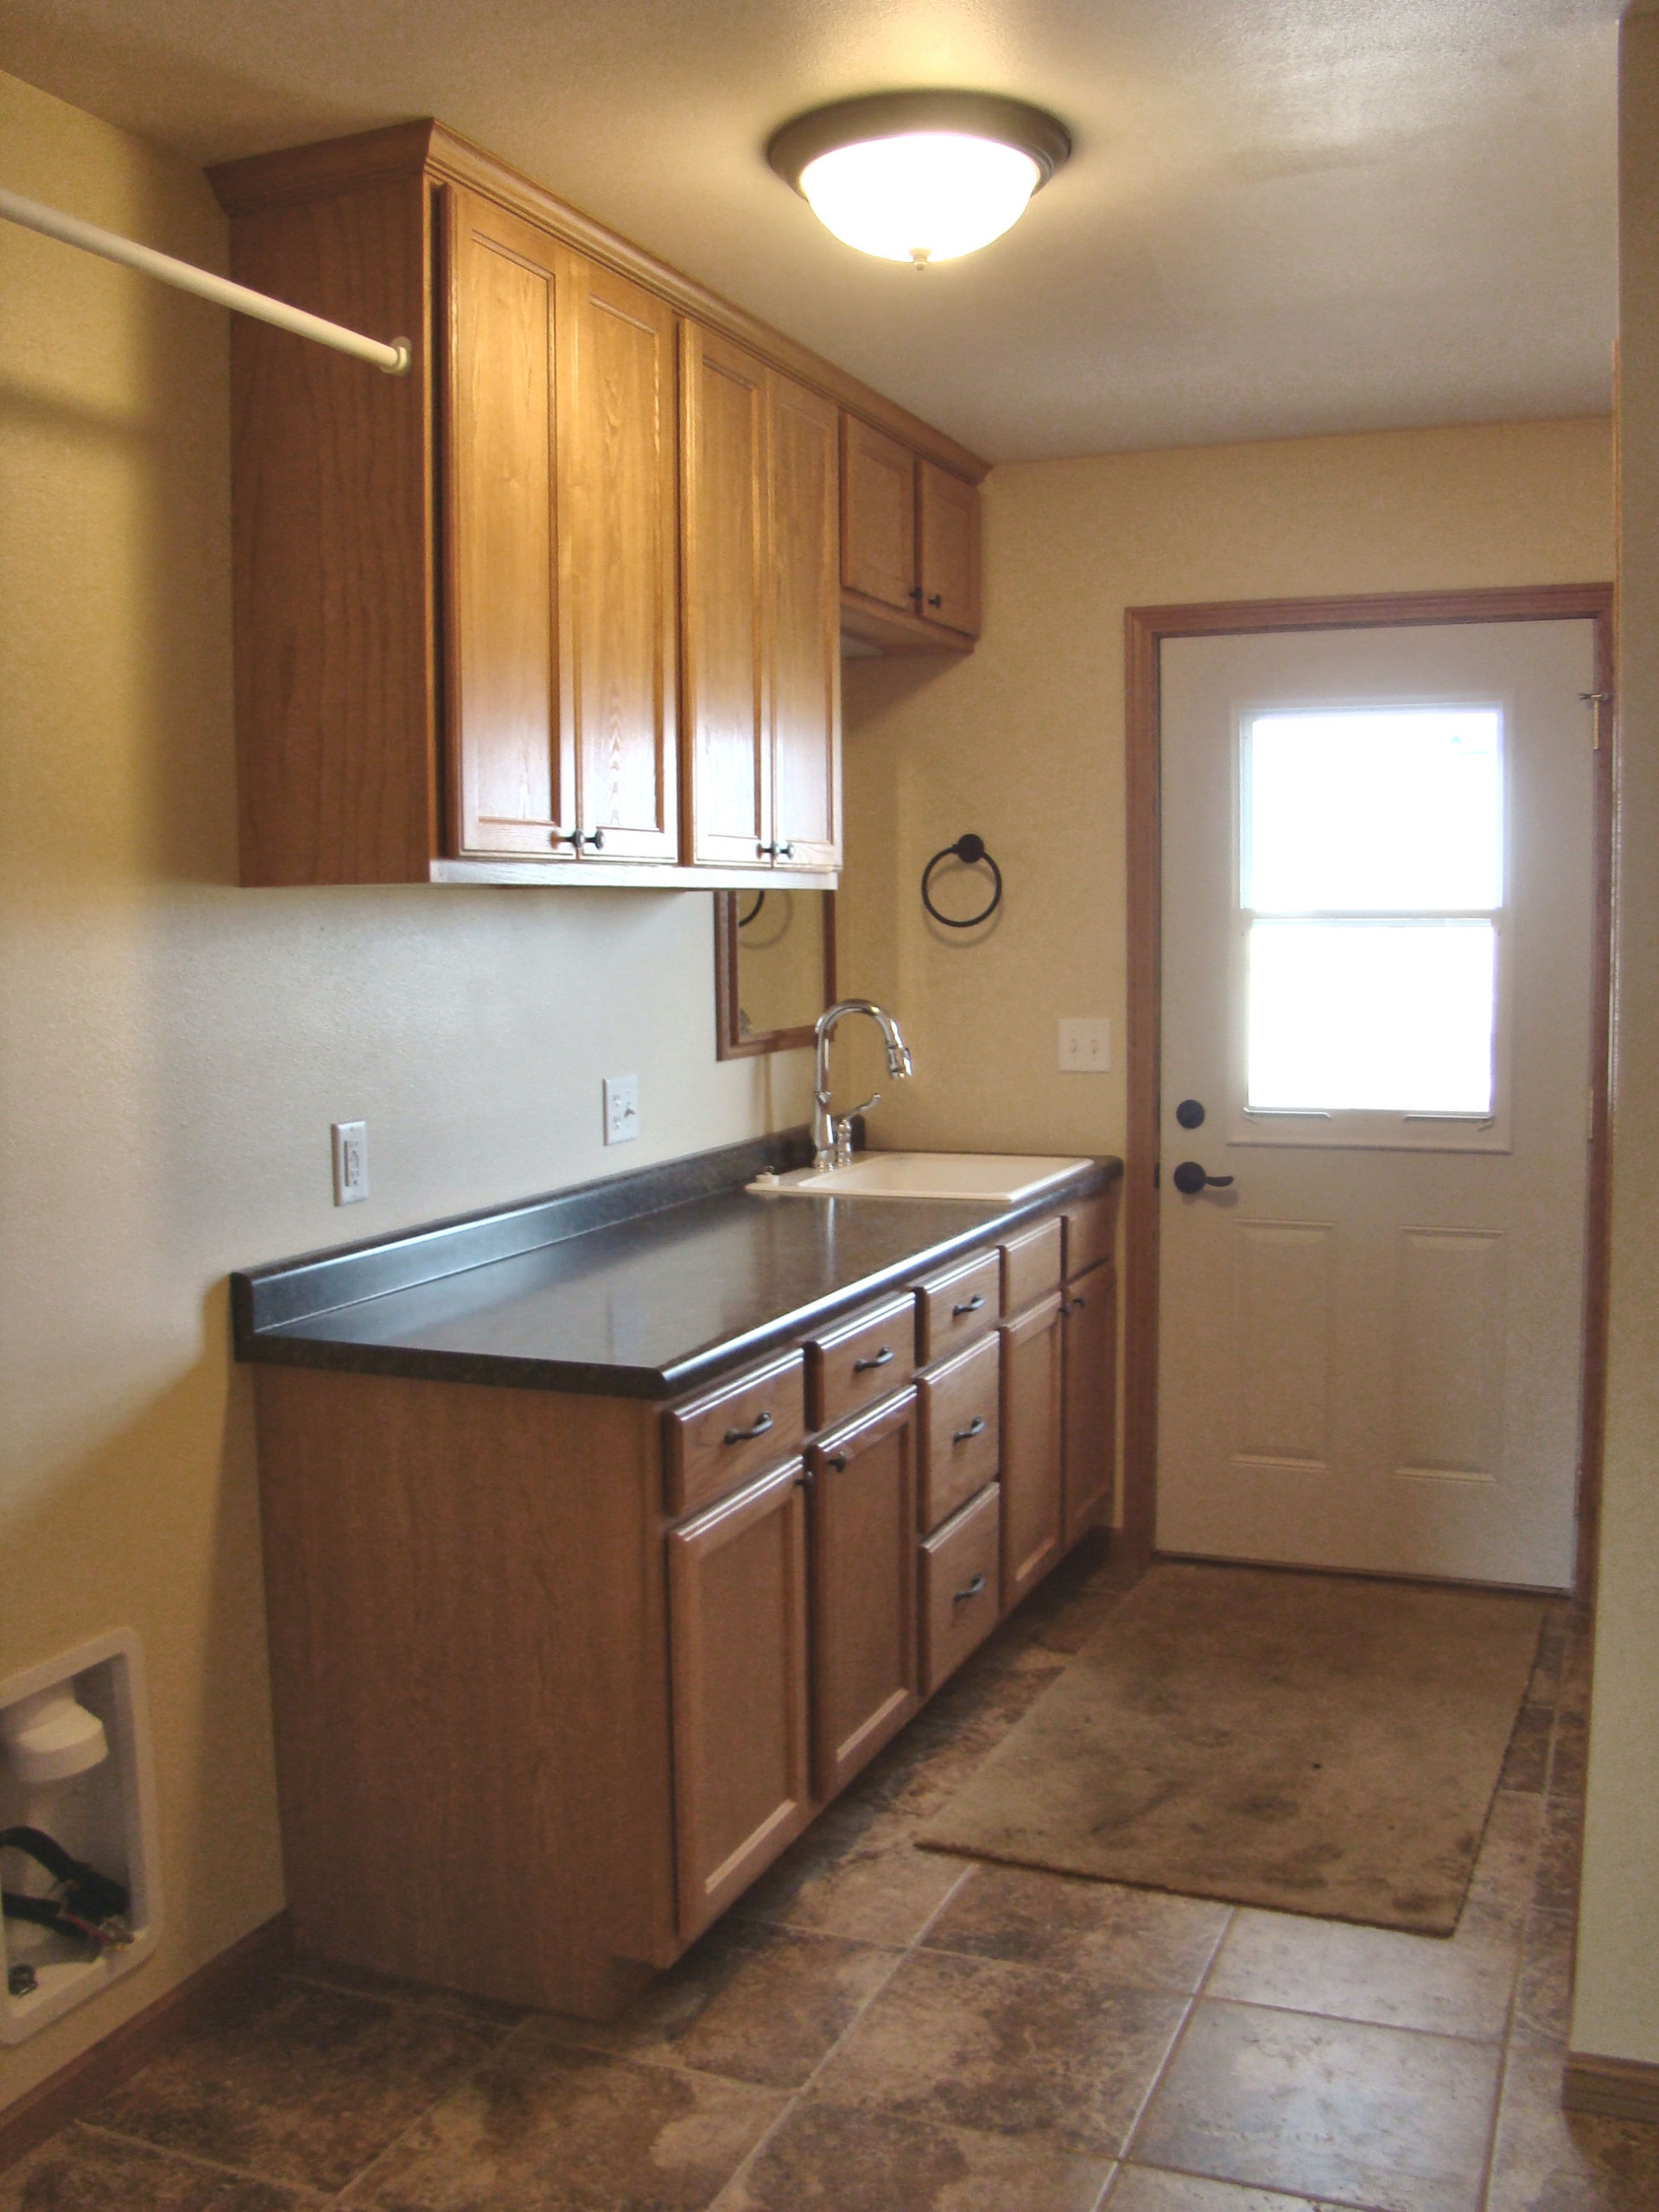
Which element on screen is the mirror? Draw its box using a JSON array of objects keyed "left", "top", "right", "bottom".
[{"left": 714, "top": 890, "right": 836, "bottom": 1058}]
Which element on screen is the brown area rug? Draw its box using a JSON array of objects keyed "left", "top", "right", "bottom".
[{"left": 918, "top": 1561, "right": 1545, "bottom": 1935}]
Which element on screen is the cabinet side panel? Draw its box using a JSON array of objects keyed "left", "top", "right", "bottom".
[
  {"left": 252, "top": 1369, "right": 674, "bottom": 2014},
  {"left": 682, "top": 326, "right": 768, "bottom": 864},
  {"left": 769, "top": 375, "right": 842, "bottom": 869},
  {"left": 226, "top": 175, "right": 435, "bottom": 883}
]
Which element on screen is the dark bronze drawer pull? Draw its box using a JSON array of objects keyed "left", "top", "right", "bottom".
[
  {"left": 853, "top": 1347, "right": 895, "bottom": 1373},
  {"left": 952, "top": 1415, "right": 987, "bottom": 1445},
  {"left": 824, "top": 1452, "right": 848, "bottom": 1472},
  {"left": 952, "top": 1293, "right": 985, "bottom": 1317},
  {"left": 723, "top": 1410, "right": 774, "bottom": 1445},
  {"left": 952, "top": 1573, "right": 987, "bottom": 1605}
]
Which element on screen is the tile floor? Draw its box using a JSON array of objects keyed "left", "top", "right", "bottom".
[{"left": 7, "top": 1545, "right": 1656, "bottom": 2211}]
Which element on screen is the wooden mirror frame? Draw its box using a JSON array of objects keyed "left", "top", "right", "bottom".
[{"left": 714, "top": 890, "right": 836, "bottom": 1058}]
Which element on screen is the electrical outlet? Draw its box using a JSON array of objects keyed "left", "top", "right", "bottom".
[
  {"left": 603, "top": 1074, "right": 639, "bottom": 1146},
  {"left": 331, "top": 1120, "right": 369, "bottom": 1205},
  {"left": 1058, "top": 1018, "right": 1112, "bottom": 1073}
]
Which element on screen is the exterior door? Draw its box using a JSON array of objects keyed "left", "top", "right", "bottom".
[{"left": 1157, "top": 620, "right": 1595, "bottom": 1589}]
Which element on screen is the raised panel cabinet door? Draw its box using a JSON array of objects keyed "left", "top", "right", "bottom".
[
  {"left": 681, "top": 323, "right": 770, "bottom": 867},
  {"left": 841, "top": 416, "right": 917, "bottom": 612},
  {"left": 667, "top": 1457, "right": 810, "bottom": 1939},
  {"left": 557, "top": 250, "right": 680, "bottom": 861},
  {"left": 999, "top": 1291, "right": 1065, "bottom": 1611},
  {"left": 807, "top": 1391, "right": 921, "bottom": 1799},
  {"left": 443, "top": 186, "right": 575, "bottom": 860},
  {"left": 768, "top": 374, "right": 842, "bottom": 869},
  {"left": 1062, "top": 1261, "right": 1117, "bottom": 1547},
  {"left": 918, "top": 461, "right": 982, "bottom": 638}
]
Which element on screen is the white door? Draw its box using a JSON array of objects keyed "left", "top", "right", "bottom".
[{"left": 1157, "top": 621, "right": 1595, "bottom": 1590}]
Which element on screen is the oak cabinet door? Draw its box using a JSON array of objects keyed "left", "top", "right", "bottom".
[
  {"left": 999, "top": 1292, "right": 1065, "bottom": 1610},
  {"left": 668, "top": 1459, "right": 810, "bottom": 1939},
  {"left": 918, "top": 461, "right": 981, "bottom": 639},
  {"left": 559, "top": 250, "right": 680, "bottom": 861},
  {"left": 768, "top": 374, "right": 842, "bottom": 869},
  {"left": 841, "top": 416, "right": 917, "bottom": 612},
  {"left": 681, "top": 324, "right": 769, "bottom": 867},
  {"left": 443, "top": 187, "right": 574, "bottom": 860},
  {"left": 808, "top": 1391, "right": 920, "bottom": 1799},
  {"left": 1062, "top": 1261, "right": 1116, "bottom": 1546}
]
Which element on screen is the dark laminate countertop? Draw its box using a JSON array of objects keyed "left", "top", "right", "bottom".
[{"left": 232, "top": 1129, "right": 1122, "bottom": 1401}]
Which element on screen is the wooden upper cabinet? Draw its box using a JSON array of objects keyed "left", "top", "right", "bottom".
[
  {"left": 682, "top": 326, "right": 840, "bottom": 869},
  {"left": 561, "top": 253, "right": 679, "bottom": 861},
  {"left": 918, "top": 460, "right": 982, "bottom": 639},
  {"left": 444, "top": 188, "right": 572, "bottom": 861},
  {"left": 841, "top": 417, "right": 917, "bottom": 612}
]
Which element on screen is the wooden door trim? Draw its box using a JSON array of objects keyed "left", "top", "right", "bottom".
[{"left": 1123, "top": 583, "right": 1616, "bottom": 1602}]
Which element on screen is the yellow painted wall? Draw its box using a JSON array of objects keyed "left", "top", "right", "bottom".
[
  {"left": 0, "top": 67, "right": 808, "bottom": 2110},
  {"left": 836, "top": 420, "right": 1614, "bottom": 1154},
  {"left": 1570, "top": 9, "right": 1659, "bottom": 2069}
]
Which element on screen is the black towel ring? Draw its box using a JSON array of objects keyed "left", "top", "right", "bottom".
[
  {"left": 921, "top": 834, "right": 1003, "bottom": 929},
  {"left": 737, "top": 889, "right": 767, "bottom": 927}
]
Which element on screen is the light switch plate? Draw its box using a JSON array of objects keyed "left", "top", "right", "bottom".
[
  {"left": 603, "top": 1074, "right": 639, "bottom": 1146},
  {"left": 1058, "top": 1018, "right": 1112, "bottom": 1073},
  {"left": 331, "top": 1120, "right": 369, "bottom": 1205}
]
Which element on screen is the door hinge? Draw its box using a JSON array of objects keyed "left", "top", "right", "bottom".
[
  {"left": 1153, "top": 1160, "right": 1160, "bottom": 1189},
  {"left": 1580, "top": 690, "right": 1612, "bottom": 749}
]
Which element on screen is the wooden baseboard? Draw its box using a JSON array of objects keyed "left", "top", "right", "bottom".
[
  {"left": 1563, "top": 2049, "right": 1659, "bottom": 2126},
  {"left": 0, "top": 1911, "right": 292, "bottom": 2177}
]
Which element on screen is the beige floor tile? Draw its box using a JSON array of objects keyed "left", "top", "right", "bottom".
[
  {"left": 1463, "top": 1791, "right": 1546, "bottom": 1940},
  {"left": 714, "top": 2097, "right": 1114, "bottom": 2211},
  {"left": 731, "top": 1801, "right": 970, "bottom": 1946},
  {"left": 1484, "top": 2046, "right": 1659, "bottom": 2211},
  {"left": 1532, "top": 1796, "right": 1586, "bottom": 1917},
  {"left": 1497, "top": 1703, "right": 1555, "bottom": 1795},
  {"left": 1107, "top": 2170, "right": 1344, "bottom": 2211},
  {"left": 1129, "top": 1998, "right": 1499, "bottom": 2212},
  {"left": 1510, "top": 1908, "right": 1577, "bottom": 2050},
  {"left": 844, "top": 1659, "right": 1065, "bottom": 1821},
  {"left": 810, "top": 1945, "right": 1186, "bottom": 2158},
  {"left": 82, "top": 1978, "right": 506, "bottom": 2194},
  {"left": 339, "top": 2042, "right": 784, "bottom": 2211},
  {"left": 1205, "top": 1904, "right": 1517, "bottom": 2039},
  {"left": 531, "top": 1920, "right": 898, "bottom": 2088},
  {"left": 0, "top": 2126, "right": 327, "bottom": 2209},
  {"left": 922, "top": 1863, "right": 1230, "bottom": 1995}
]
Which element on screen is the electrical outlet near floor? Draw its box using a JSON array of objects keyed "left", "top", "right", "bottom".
[
  {"left": 1058, "top": 1018, "right": 1112, "bottom": 1073},
  {"left": 331, "top": 1120, "right": 369, "bottom": 1204},
  {"left": 603, "top": 1074, "right": 640, "bottom": 1145}
]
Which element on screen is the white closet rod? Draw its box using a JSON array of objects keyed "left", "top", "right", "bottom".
[{"left": 0, "top": 185, "right": 412, "bottom": 375}]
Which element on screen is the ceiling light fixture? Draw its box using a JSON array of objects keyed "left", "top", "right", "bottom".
[{"left": 766, "top": 91, "right": 1071, "bottom": 269}]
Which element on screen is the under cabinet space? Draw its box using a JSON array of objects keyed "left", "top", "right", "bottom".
[
  {"left": 917, "top": 1333, "right": 1002, "bottom": 1530},
  {"left": 915, "top": 1248, "right": 1002, "bottom": 1364},
  {"left": 668, "top": 1458, "right": 811, "bottom": 1940},
  {"left": 804, "top": 1292, "right": 917, "bottom": 1429},
  {"left": 663, "top": 1349, "right": 805, "bottom": 1517},
  {"left": 806, "top": 1391, "right": 922, "bottom": 1796},
  {"left": 921, "top": 1482, "right": 1002, "bottom": 1693}
]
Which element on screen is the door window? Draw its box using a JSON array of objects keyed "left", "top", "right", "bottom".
[{"left": 1236, "top": 705, "right": 1508, "bottom": 1147}]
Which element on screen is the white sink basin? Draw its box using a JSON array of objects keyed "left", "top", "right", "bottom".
[{"left": 751, "top": 1152, "right": 1091, "bottom": 1204}]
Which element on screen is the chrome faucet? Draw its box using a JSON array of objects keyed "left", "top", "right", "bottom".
[{"left": 813, "top": 1000, "right": 914, "bottom": 1168}]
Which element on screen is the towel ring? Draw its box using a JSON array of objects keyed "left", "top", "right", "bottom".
[
  {"left": 737, "top": 889, "right": 767, "bottom": 928},
  {"left": 921, "top": 834, "right": 1003, "bottom": 929}
]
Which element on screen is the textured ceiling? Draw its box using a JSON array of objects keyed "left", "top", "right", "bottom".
[{"left": 0, "top": 0, "right": 1619, "bottom": 461}]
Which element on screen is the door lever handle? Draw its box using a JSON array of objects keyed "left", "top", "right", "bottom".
[{"left": 1172, "top": 1160, "right": 1235, "bottom": 1195}]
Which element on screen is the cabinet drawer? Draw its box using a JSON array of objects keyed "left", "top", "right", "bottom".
[
  {"left": 1062, "top": 1186, "right": 1120, "bottom": 1282},
  {"left": 921, "top": 1483, "right": 1001, "bottom": 1693},
  {"left": 915, "top": 1249, "right": 1001, "bottom": 1365},
  {"left": 1001, "top": 1217, "right": 1062, "bottom": 1315},
  {"left": 663, "top": 1350, "right": 806, "bottom": 1518},
  {"left": 804, "top": 1294, "right": 916, "bottom": 1432},
  {"left": 917, "top": 1333, "right": 1001, "bottom": 1532}
]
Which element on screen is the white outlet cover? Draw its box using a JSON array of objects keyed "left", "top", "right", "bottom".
[
  {"left": 331, "top": 1120, "right": 369, "bottom": 1205},
  {"left": 1058, "top": 1018, "right": 1112, "bottom": 1073},
  {"left": 604, "top": 1074, "right": 640, "bottom": 1145}
]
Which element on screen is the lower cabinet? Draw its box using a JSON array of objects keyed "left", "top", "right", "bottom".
[
  {"left": 667, "top": 1457, "right": 811, "bottom": 1940},
  {"left": 807, "top": 1390, "right": 922, "bottom": 1796},
  {"left": 920, "top": 1480, "right": 1002, "bottom": 1692},
  {"left": 999, "top": 1290, "right": 1066, "bottom": 1611},
  {"left": 1062, "top": 1258, "right": 1117, "bottom": 1545}
]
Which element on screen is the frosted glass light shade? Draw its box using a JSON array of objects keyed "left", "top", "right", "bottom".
[
  {"left": 768, "top": 92, "right": 1071, "bottom": 268},
  {"left": 799, "top": 133, "right": 1040, "bottom": 265}
]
